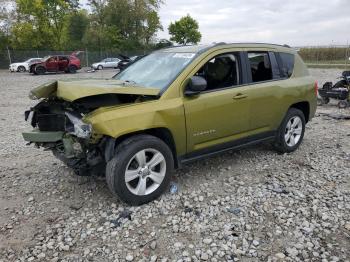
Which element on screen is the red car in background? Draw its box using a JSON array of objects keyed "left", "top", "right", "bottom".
[{"left": 30, "top": 54, "right": 81, "bottom": 75}]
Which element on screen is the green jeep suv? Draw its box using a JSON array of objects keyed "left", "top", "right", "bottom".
[{"left": 22, "top": 43, "right": 317, "bottom": 205}]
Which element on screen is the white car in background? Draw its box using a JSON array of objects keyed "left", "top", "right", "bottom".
[
  {"left": 91, "top": 58, "right": 121, "bottom": 70},
  {"left": 9, "top": 58, "right": 42, "bottom": 72}
]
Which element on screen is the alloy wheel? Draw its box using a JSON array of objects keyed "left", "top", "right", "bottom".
[
  {"left": 284, "top": 116, "right": 303, "bottom": 147},
  {"left": 124, "top": 148, "right": 166, "bottom": 196}
]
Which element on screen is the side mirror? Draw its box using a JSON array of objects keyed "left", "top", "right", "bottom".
[{"left": 184, "top": 76, "right": 207, "bottom": 96}]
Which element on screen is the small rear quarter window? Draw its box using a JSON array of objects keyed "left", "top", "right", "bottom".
[{"left": 279, "top": 53, "right": 295, "bottom": 78}]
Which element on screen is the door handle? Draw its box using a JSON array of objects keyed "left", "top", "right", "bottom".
[{"left": 232, "top": 93, "right": 248, "bottom": 100}]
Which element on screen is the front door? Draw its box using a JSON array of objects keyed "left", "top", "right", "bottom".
[
  {"left": 183, "top": 52, "right": 251, "bottom": 153},
  {"left": 104, "top": 58, "right": 112, "bottom": 68},
  {"left": 46, "top": 56, "right": 58, "bottom": 72}
]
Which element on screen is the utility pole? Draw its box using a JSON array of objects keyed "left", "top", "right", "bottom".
[
  {"left": 85, "top": 48, "right": 89, "bottom": 68},
  {"left": 6, "top": 46, "right": 11, "bottom": 64},
  {"left": 346, "top": 41, "right": 349, "bottom": 68}
]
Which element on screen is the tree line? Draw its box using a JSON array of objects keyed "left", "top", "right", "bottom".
[{"left": 0, "top": 0, "right": 202, "bottom": 52}]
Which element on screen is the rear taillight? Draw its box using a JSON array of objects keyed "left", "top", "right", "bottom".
[{"left": 314, "top": 81, "right": 318, "bottom": 96}]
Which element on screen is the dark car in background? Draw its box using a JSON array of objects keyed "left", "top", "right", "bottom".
[
  {"left": 30, "top": 55, "right": 81, "bottom": 75},
  {"left": 117, "top": 55, "right": 146, "bottom": 71},
  {"left": 91, "top": 55, "right": 130, "bottom": 70}
]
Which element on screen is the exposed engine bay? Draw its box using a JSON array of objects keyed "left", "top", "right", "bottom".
[{"left": 24, "top": 93, "right": 156, "bottom": 176}]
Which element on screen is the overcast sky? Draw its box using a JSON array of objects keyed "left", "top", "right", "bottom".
[
  {"left": 82, "top": 0, "right": 350, "bottom": 46},
  {"left": 158, "top": 0, "right": 350, "bottom": 46}
]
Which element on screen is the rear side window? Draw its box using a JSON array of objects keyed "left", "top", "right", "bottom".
[
  {"left": 247, "top": 52, "right": 273, "bottom": 83},
  {"left": 279, "top": 53, "right": 295, "bottom": 78}
]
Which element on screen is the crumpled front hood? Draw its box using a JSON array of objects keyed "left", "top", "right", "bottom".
[{"left": 29, "top": 79, "right": 160, "bottom": 101}]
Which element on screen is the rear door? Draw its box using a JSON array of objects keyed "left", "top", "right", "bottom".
[
  {"left": 103, "top": 58, "right": 112, "bottom": 68},
  {"left": 58, "top": 56, "right": 69, "bottom": 71},
  {"left": 243, "top": 51, "right": 285, "bottom": 132},
  {"left": 110, "top": 58, "right": 120, "bottom": 68},
  {"left": 105, "top": 58, "right": 119, "bottom": 68}
]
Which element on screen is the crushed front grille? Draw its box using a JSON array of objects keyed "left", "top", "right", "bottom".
[{"left": 37, "top": 114, "right": 66, "bottom": 131}]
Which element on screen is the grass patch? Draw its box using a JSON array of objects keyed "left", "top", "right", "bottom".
[{"left": 306, "top": 63, "right": 350, "bottom": 69}]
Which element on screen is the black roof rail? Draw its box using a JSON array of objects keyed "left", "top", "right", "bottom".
[
  {"left": 209, "top": 42, "right": 292, "bottom": 48},
  {"left": 158, "top": 42, "right": 293, "bottom": 54},
  {"left": 197, "top": 42, "right": 227, "bottom": 54},
  {"left": 213, "top": 42, "right": 227, "bottom": 46},
  {"left": 226, "top": 42, "right": 292, "bottom": 48}
]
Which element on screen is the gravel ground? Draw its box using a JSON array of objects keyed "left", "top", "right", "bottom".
[{"left": 0, "top": 68, "right": 349, "bottom": 262}]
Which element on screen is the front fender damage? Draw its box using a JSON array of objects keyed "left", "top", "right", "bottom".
[{"left": 23, "top": 81, "right": 160, "bottom": 176}]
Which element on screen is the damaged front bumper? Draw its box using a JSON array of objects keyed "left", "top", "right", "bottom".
[
  {"left": 22, "top": 129, "right": 105, "bottom": 176},
  {"left": 22, "top": 130, "right": 64, "bottom": 143},
  {"left": 22, "top": 130, "right": 83, "bottom": 158}
]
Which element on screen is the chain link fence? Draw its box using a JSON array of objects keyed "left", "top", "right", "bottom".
[
  {"left": 0, "top": 49, "right": 149, "bottom": 69},
  {"left": 1, "top": 45, "right": 350, "bottom": 69}
]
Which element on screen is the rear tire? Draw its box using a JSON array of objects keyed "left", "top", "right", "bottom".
[
  {"left": 338, "top": 100, "right": 348, "bottom": 109},
  {"left": 68, "top": 65, "right": 77, "bottom": 74},
  {"left": 273, "top": 108, "right": 306, "bottom": 153},
  {"left": 106, "top": 134, "right": 174, "bottom": 205}
]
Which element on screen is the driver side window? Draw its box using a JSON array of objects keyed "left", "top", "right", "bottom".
[{"left": 194, "top": 53, "right": 240, "bottom": 91}]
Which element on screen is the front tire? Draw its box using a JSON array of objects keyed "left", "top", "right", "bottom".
[
  {"left": 273, "top": 108, "right": 306, "bottom": 153},
  {"left": 18, "top": 66, "right": 26, "bottom": 72},
  {"left": 97, "top": 65, "right": 103, "bottom": 70},
  {"left": 34, "top": 66, "right": 46, "bottom": 75},
  {"left": 106, "top": 135, "right": 174, "bottom": 205}
]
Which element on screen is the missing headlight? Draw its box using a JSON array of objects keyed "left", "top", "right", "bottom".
[{"left": 65, "top": 112, "right": 92, "bottom": 139}]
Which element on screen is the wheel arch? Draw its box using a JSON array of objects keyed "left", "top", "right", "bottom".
[
  {"left": 68, "top": 64, "right": 78, "bottom": 73},
  {"left": 104, "top": 127, "right": 179, "bottom": 168},
  {"left": 289, "top": 101, "right": 310, "bottom": 122},
  {"left": 35, "top": 64, "right": 46, "bottom": 71},
  {"left": 17, "top": 65, "right": 26, "bottom": 71}
]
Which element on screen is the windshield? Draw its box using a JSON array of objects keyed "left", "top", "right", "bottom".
[{"left": 114, "top": 52, "right": 196, "bottom": 89}]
